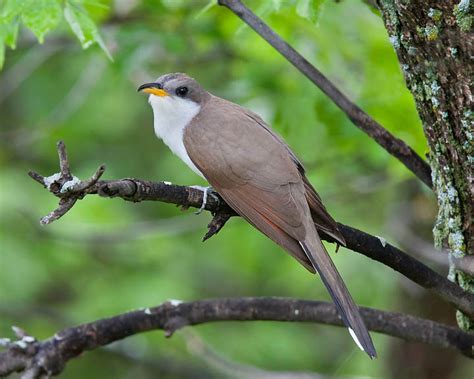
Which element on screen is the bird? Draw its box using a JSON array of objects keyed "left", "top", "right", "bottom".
[{"left": 138, "top": 73, "right": 376, "bottom": 358}]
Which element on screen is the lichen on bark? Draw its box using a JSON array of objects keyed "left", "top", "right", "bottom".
[
  {"left": 378, "top": 0, "right": 473, "bottom": 329},
  {"left": 453, "top": 0, "right": 473, "bottom": 32}
]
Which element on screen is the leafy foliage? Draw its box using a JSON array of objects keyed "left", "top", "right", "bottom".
[{"left": 0, "top": 0, "right": 110, "bottom": 68}]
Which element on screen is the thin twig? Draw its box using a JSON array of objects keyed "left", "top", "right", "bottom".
[
  {"left": 71, "top": 164, "right": 106, "bottom": 192},
  {"left": 40, "top": 197, "right": 77, "bottom": 226},
  {"left": 57, "top": 141, "right": 71, "bottom": 180},
  {"left": 28, "top": 142, "right": 106, "bottom": 225},
  {"left": 0, "top": 298, "right": 472, "bottom": 378},
  {"left": 217, "top": 0, "right": 432, "bottom": 188},
  {"left": 28, "top": 171, "right": 45, "bottom": 187}
]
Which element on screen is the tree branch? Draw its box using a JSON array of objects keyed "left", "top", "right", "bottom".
[
  {"left": 1, "top": 297, "right": 473, "bottom": 378},
  {"left": 28, "top": 142, "right": 474, "bottom": 318},
  {"left": 216, "top": 0, "right": 432, "bottom": 188}
]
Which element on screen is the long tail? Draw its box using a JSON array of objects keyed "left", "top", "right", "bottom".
[{"left": 300, "top": 237, "right": 377, "bottom": 359}]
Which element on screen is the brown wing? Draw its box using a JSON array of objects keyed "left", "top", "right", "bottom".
[
  {"left": 243, "top": 107, "right": 345, "bottom": 245},
  {"left": 184, "top": 96, "right": 314, "bottom": 270}
]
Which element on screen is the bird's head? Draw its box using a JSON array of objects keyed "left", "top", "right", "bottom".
[{"left": 138, "top": 73, "right": 209, "bottom": 112}]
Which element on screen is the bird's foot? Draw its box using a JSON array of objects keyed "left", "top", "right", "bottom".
[{"left": 190, "top": 186, "right": 218, "bottom": 215}]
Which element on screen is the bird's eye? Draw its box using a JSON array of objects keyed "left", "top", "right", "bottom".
[{"left": 175, "top": 86, "right": 188, "bottom": 97}]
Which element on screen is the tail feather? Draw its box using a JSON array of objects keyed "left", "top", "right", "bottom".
[{"left": 300, "top": 239, "right": 377, "bottom": 359}]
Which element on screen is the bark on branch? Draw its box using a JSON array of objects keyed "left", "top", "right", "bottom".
[
  {"left": 1, "top": 297, "right": 473, "bottom": 378},
  {"left": 28, "top": 142, "right": 474, "bottom": 318},
  {"left": 217, "top": 0, "right": 433, "bottom": 188}
]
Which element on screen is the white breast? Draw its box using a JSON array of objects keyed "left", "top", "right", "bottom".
[{"left": 148, "top": 94, "right": 205, "bottom": 178}]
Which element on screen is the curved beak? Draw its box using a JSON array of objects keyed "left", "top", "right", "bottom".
[{"left": 137, "top": 83, "right": 168, "bottom": 97}]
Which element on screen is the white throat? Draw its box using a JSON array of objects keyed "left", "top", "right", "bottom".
[{"left": 148, "top": 94, "right": 204, "bottom": 178}]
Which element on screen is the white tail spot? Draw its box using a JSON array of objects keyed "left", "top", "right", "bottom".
[{"left": 348, "top": 327, "right": 364, "bottom": 351}]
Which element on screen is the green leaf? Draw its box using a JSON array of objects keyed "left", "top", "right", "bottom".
[
  {"left": 0, "top": 20, "right": 18, "bottom": 69},
  {"left": 3, "top": 19, "right": 19, "bottom": 48},
  {"left": 21, "top": 0, "right": 62, "bottom": 43},
  {"left": 296, "top": 0, "right": 325, "bottom": 23},
  {"left": 0, "top": 0, "right": 26, "bottom": 23},
  {"left": 64, "top": 1, "right": 112, "bottom": 60}
]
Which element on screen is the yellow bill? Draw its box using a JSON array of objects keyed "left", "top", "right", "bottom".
[{"left": 142, "top": 88, "right": 168, "bottom": 97}]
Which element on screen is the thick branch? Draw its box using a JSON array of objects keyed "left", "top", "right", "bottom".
[
  {"left": 216, "top": 0, "right": 432, "bottom": 188},
  {"left": 1, "top": 298, "right": 473, "bottom": 378},
  {"left": 28, "top": 143, "right": 474, "bottom": 317}
]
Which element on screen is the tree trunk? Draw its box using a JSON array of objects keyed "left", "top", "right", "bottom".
[{"left": 377, "top": 0, "right": 473, "bottom": 329}]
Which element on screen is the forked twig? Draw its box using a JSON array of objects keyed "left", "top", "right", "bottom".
[{"left": 27, "top": 141, "right": 105, "bottom": 225}]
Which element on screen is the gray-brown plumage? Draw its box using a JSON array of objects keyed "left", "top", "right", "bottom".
[{"left": 139, "top": 73, "right": 377, "bottom": 358}]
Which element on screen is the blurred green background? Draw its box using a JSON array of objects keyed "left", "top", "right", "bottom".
[{"left": 1, "top": 0, "right": 472, "bottom": 378}]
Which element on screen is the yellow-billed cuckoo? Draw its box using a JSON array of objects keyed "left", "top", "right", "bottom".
[{"left": 138, "top": 73, "right": 376, "bottom": 358}]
